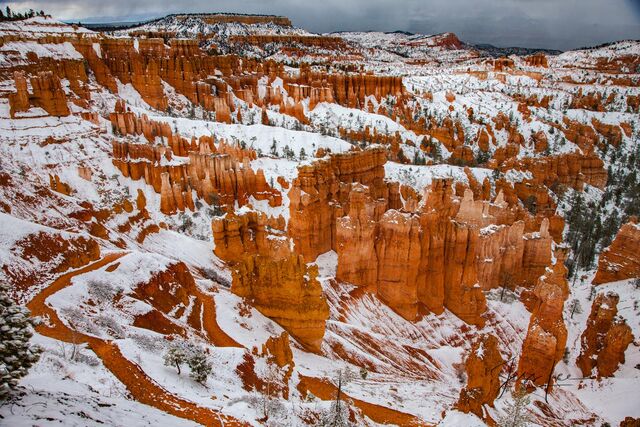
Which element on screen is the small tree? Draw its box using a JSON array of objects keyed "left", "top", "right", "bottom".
[
  {"left": 163, "top": 343, "right": 188, "bottom": 375},
  {"left": 498, "top": 388, "right": 533, "bottom": 427},
  {"left": 568, "top": 299, "right": 583, "bottom": 319},
  {"left": 320, "top": 367, "right": 356, "bottom": 427},
  {"left": 164, "top": 342, "right": 212, "bottom": 384},
  {"left": 0, "top": 283, "right": 41, "bottom": 400},
  {"left": 187, "top": 352, "right": 212, "bottom": 384}
]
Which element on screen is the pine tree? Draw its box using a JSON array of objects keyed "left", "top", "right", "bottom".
[
  {"left": 498, "top": 389, "right": 533, "bottom": 427},
  {"left": 320, "top": 367, "right": 356, "bottom": 427},
  {"left": 163, "top": 343, "right": 188, "bottom": 375},
  {"left": 0, "top": 283, "right": 41, "bottom": 400},
  {"left": 187, "top": 352, "right": 212, "bottom": 384}
]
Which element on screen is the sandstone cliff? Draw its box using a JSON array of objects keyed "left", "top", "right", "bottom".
[
  {"left": 576, "top": 292, "right": 634, "bottom": 378},
  {"left": 593, "top": 220, "right": 640, "bottom": 285},
  {"left": 212, "top": 211, "right": 329, "bottom": 352},
  {"left": 456, "top": 334, "right": 504, "bottom": 420}
]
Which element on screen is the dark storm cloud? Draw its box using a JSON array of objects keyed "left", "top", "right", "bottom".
[{"left": 3, "top": 0, "right": 640, "bottom": 50}]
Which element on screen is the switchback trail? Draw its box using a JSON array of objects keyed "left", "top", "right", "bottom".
[{"left": 27, "top": 253, "right": 248, "bottom": 427}]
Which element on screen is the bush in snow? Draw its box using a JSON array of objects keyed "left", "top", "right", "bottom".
[
  {"left": 316, "top": 367, "right": 357, "bottom": 427},
  {"left": 87, "top": 280, "right": 122, "bottom": 304},
  {"left": 0, "top": 283, "right": 41, "bottom": 400}
]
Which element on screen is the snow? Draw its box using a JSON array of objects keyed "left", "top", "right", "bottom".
[
  {"left": 438, "top": 410, "right": 487, "bottom": 426},
  {"left": 384, "top": 162, "right": 492, "bottom": 193},
  {"left": 0, "top": 14, "right": 637, "bottom": 427},
  {"left": 0, "top": 41, "right": 82, "bottom": 66},
  {"left": 0, "top": 334, "right": 198, "bottom": 427},
  {"left": 147, "top": 114, "right": 354, "bottom": 158}
]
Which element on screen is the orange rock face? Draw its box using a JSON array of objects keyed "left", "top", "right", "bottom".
[
  {"left": 517, "top": 257, "right": 569, "bottom": 389},
  {"left": 8, "top": 72, "right": 30, "bottom": 117},
  {"left": 593, "top": 220, "right": 640, "bottom": 285},
  {"left": 576, "top": 292, "right": 634, "bottom": 378},
  {"left": 30, "top": 71, "right": 71, "bottom": 116},
  {"left": 5, "top": 231, "right": 100, "bottom": 296},
  {"left": 9, "top": 71, "right": 70, "bottom": 117},
  {"left": 110, "top": 106, "right": 280, "bottom": 213},
  {"left": 212, "top": 211, "right": 329, "bottom": 352},
  {"left": 99, "top": 38, "right": 168, "bottom": 110},
  {"left": 288, "top": 147, "right": 389, "bottom": 261},
  {"left": 456, "top": 334, "right": 504, "bottom": 419}
]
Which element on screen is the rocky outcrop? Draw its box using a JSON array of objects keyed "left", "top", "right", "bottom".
[
  {"left": 9, "top": 71, "right": 70, "bottom": 117},
  {"left": 288, "top": 147, "right": 390, "bottom": 261},
  {"left": 175, "top": 13, "right": 292, "bottom": 26},
  {"left": 111, "top": 105, "right": 280, "bottom": 212},
  {"left": 517, "top": 257, "right": 569, "bottom": 389},
  {"left": 99, "top": 38, "right": 167, "bottom": 110},
  {"left": 576, "top": 292, "right": 634, "bottom": 378},
  {"left": 8, "top": 71, "right": 29, "bottom": 117},
  {"left": 456, "top": 334, "right": 504, "bottom": 419},
  {"left": 5, "top": 231, "right": 100, "bottom": 296},
  {"left": 525, "top": 53, "right": 548, "bottom": 68},
  {"left": 291, "top": 67, "right": 405, "bottom": 108},
  {"left": 593, "top": 220, "right": 640, "bottom": 285},
  {"left": 29, "top": 71, "right": 70, "bottom": 116},
  {"left": 212, "top": 211, "right": 329, "bottom": 352},
  {"left": 502, "top": 152, "right": 607, "bottom": 192},
  {"left": 132, "top": 261, "right": 204, "bottom": 336}
]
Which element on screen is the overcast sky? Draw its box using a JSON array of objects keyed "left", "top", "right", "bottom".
[{"left": 3, "top": 0, "right": 640, "bottom": 50}]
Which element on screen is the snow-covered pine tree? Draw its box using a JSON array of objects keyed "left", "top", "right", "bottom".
[
  {"left": 0, "top": 283, "right": 41, "bottom": 399},
  {"left": 187, "top": 352, "right": 212, "bottom": 384},
  {"left": 497, "top": 388, "right": 533, "bottom": 427}
]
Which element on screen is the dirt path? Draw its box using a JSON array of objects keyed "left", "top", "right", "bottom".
[
  {"left": 28, "top": 253, "right": 248, "bottom": 427},
  {"left": 297, "top": 375, "right": 431, "bottom": 426},
  {"left": 195, "top": 287, "right": 242, "bottom": 348}
]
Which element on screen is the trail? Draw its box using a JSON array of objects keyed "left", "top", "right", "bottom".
[
  {"left": 27, "top": 253, "right": 248, "bottom": 427},
  {"left": 297, "top": 375, "right": 431, "bottom": 426},
  {"left": 194, "top": 287, "right": 242, "bottom": 348}
]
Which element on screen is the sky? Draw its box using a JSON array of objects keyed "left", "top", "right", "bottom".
[{"left": 2, "top": 0, "right": 640, "bottom": 50}]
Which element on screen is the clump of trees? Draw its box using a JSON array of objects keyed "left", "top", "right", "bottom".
[
  {"left": 565, "top": 146, "right": 640, "bottom": 276},
  {"left": 0, "top": 7, "right": 46, "bottom": 21},
  {"left": 0, "top": 283, "right": 42, "bottom": 400},
  {"left": 163, "top": 341, "right": 213, "bottom": 384}
]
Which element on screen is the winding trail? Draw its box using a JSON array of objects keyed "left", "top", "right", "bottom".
[{"left": 28, "top": 253, "right": 247, "bottom": 427}]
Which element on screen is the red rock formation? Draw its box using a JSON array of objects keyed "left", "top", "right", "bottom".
[
  {"left": 576, "top": 292, "right": 634, "bottom": 378},
  {"left": 502, "top": 152, "right": 607, "bottom": 191},
  {"left": 72, "top": 39, "right": 119, "bottom": 93},
  {"left": 456, "top": 334, "right": 504, "bottom": 419},
  {"left": 288, "top": 147, "right": 388, "bottom": 261},
  {"left": 593, "top": 220, "right": 640, "bottom": 284},
  {"left": 5, "top": 231, "right": 100, "bottom": 296},
  {"left": 175, "top": 13, "right": 292, "bottom": 26},
  {"left": 525, "top": 53, "right": 548, "bottom": 68},
  {"left": 49, "top": 174, "right": 72, "bottom": 195},
  {"left": 99, "top": 38, "right": 168, "bottom": 110},
  {"left": 110, "top": 107, "right": 280, "bottom": 212},
  {"left": 8, "top": 72, "right": 30, "bottom": 117},
  {"left": 591, "top": 119, "right": 623, "bottom": 146},
  {"left": 212, "top": 211, "right": 329, "bottom": 352},
  {"left": 620, "top": 417, "right": 640, "bottom": 427},
  {"left": 335, "top": 184, "right": 380, "bottom": 289},
  {"left": 28, "top": 71, "right": 70, "bottom": 116},
  {"left": 518, "top": 256, "right": 569, "bottom": 389}
]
